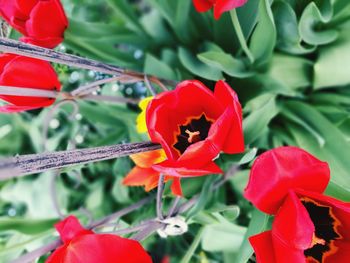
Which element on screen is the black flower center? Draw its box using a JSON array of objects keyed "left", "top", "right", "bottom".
[
  {"left": 302, "top": 197, "right": 341, "bottom": 263},
  {"left": 173, "top": 113, "right": 213, "bottom": 154}
]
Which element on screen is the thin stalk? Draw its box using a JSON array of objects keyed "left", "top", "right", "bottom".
[
  {"left": 230, "top": 9, "right": 255, "bottom": 64},
  {"left": 89, "top": 195, "right": 155, "bottom": 229},
  {"left": 0, "top": 141, "right": 161, "bottom": 180},
  {"left": 0, "top": 38, "right": 177, "bottom": 87},
  {"left": 0, "top": 85, "right": 139, "bottom": 104},
  {"left": 10, "top": 239, "right": 62, "bottom": 263},
  {"left": 156, "top": 174, "right": 165, "bottom": 220}
]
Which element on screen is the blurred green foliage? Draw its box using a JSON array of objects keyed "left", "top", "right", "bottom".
[{"left": 1, "top": 0, "right": 350, "bottom": 262}]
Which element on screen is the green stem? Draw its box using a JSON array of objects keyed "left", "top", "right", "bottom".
[
  {"left": 180, "top": 227, "right": 204, "bottom": 263},
  {"left": 230, "top": 9, "right": 255, "bottom": 64}
]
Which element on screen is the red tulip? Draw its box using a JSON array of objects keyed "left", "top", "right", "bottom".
[
  {"left": 123, "top": 149, "right": 183, "bottom": 196},
  {"left": 244, "top": 146, "right": 350, "bottom": 262},
  {"left": 244, "top": 146, "right": 330, "bottom": 214},
  {"left": 0, "top": 0, "right": 68, "bottom": 48},
  {"left": 192, "top": 0, "right": 247, "bottom": 19},
  {"left": 146, "top": 80, "right": 244, "bottom": 177},
  {"left": 250, "top": 189, "right": 350, "bottom": 263},
  {"left": 0, "top": 54, "right": 61, "bottom": 113},
  {"left": 46, "top": 216, "right": 153, "bottom": 263}
]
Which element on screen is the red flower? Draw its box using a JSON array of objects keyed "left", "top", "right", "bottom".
[
  {"left": 46, "top": 216, "right": 153, "bottom": 263},
  {"left": 0, "top": 54, "right": 61, "bottom": 113},
  {"left": 250, "top": 189, "right": 350, "bottom": 263},
  {"left": 244, "top": 146, "right": 330, "bottom": 215},
  {"left": 0, "top": 0, "right": 68, "bottom": 48},
  {"left": 146, "top": 80, "right": 244, "bottom": 177},
  {"left": 123, "top": 149, "right": 183, "bottom": 196},
  {"left": 192, "top": 0, "right": 247, "bottom": 19},
  {"left": 244, "top": 146, "right": 350, "bottom": 263}
]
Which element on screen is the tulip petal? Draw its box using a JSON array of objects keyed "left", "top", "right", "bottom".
[
  {"left": 55, "top": 216, "right": 93, "bottom": 243},
  {"left": 152, "top": 159, "right": 222, "bottom": 177},
  {"left": 249, "top": 231, "right": 277, "bottom": 263},
  {"left": 192, "top": 0, "right": 214, "bottom": 12},
  {"left": 213, "top": 80, "right": 244, "bottom": 154},
  {"left": 170, "top": 177, "right": 183, "bottom": 196},
  {"left": 272, "top": 191, "right": 314, "bottom": 251},
  {"left": 244, "top": 146, "right": 330, "bottom": 214},
  {"left": 122, "top": 166, "right": 160, "bottom": 191},
  {"left": 214, "top": 0, "right": 248, "bottom": 19},
  {"left": 0, "top": 99, "right": 54, "bottom": 113},
  {"left": 130, "top": 149, "right": 167, "bottom": 169}
]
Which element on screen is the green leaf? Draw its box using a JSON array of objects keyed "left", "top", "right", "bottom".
[
  {"left": 249, "top": 0, "right": 276, "bottom": 68},
  {"left": 178, "top": 47, "right": 224, "bottom": 81},
  {"left": 144, "top": 53, "right": 177, "bottom": 80},
  {"left": 273, "top": 1, "right": 315, "bottom": 54},
  {"left": 243, "top": 96, "right": 279, "bottom": 144},
  {"left": 198, "top": 51, "right": 254, "bottom": 78},
  {"left": 325, "top": 180, "right": 350, "bottom": 201},
  {"left": 105, "top": 0, "right": 145, "bottom": 34},
  {"left": 314, "top": 28, "right": 350, "bottom": 89},
  {"left": 282, "top": 101, "right": 350, "bottom": 189},
  {"left": 268, "top": 53, "right": 313, "bottom": 90},
  {"left": 299, "top": 1, "right": 338, "bottom": 45},
  {"left": 180, "top": 228, "right": 204, "bottom": 263},
  {"left": 201, "top": 222, "right": 246, "bottom": 252},
  {"left": 0, "top": 218, "right": 57, "bottom": 235},
  {"left": 235, "top": 209, "right": 270, "bottom": 263}
]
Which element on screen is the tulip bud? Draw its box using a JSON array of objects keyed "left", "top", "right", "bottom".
[{"left": 0, "top": 0, "right": 68, "bottom": 48}]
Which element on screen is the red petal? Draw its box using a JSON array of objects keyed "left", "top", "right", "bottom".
[
  {"left": 122, "top": 166, "right": 160, "bottom": 192},
  {"left": 326, "top": 240, "right": 350, "bottom": 262},
  {"left": 152, "top": 159, "right": 222, "bottom": 177},
  {"left": 15, "top": 0, "right": 37, "bottom": 15},
  {"left": 0, "top": 0, "right": 28, "bottom": 34},
  {"left": 249, "top": 231, "right": 277, "bottom": 263},
  {"left": 295, "top": 189, "right": 350, "bottom": 241},
  {"left": 55, "top": 216, "right": 93, "bottom": 243},
  {"left": 213, "top": 80, "right": 244, "bottom": 153},
  {"left": 214, "top": 0, "right": 248, "bottom": 19},
  {"left": 271, "top": 232, "right": 307, "bottom": 263},
  {"left": 146, "top": 80, "right": 222, "bottom": 160},
  {"left": 0, "top": 99, "right": 54, "bottom": 113},
  {"left": 244, "top": 146, "right": 330, "bottom": 215},
  {"left": 0, "top": 54, "right": 60, "bottom": 107},
  {"left": 20, "top": 36, "right": 64, "bottom": 49},
  {"left": 25, "top": 0, "right": 68, "bottom": 48},
  {"left": 192, "top": 0, "right": 214, "bottom": 12},
  {"left": 47, "top": 234, "right": 152, "bottom": 263},
  {"left": 130, "top": 149, "right": 166, "bottom": 169},
  {"left": 170, "top": 177, "right": 183, "bottom": 196},
  {"left": 272, "top": 191, "right": 314, "bottom": 251}
]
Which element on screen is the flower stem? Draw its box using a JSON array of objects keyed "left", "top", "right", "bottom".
[
  {"left": 0, "top": 38, "right": 177, "bottom": 87},
  {"left": 156, "top": 174, "right": 165, "bottom": 220},
  {"left": 0, "top": 141, "right": 161, "bottom": 180},
  {"left": 230, "top": 9, "right": 255, "bottom": 64}
]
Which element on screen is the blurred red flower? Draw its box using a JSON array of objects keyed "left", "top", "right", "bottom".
[
  {"left": 123, "top": 149, "right": 183, "bottom": 196},
  {"left": 192, "top": 0, "right": 247, "bottom": 19},
  {"left": 0, "top": 0, "right": 68, "bottom": 48},
  {"left": 245, "top": 146, "right": 350, "bottom": 263},
  {"left": 0, "top": 54, "right": 61, "bottom": 113},
  {"left": 146, "top": 80, "right": 244, "bottom": 177},
  {"left": 46, "top": 215, "right": 153, "bottom": 263}
]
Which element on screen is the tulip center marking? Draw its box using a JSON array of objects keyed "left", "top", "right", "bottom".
[
  {"left": 173, "top": 113, "right": 213, "bottom": 154},
  {"left": 301, "top": 197, "right": 341, "bottom": 263}
]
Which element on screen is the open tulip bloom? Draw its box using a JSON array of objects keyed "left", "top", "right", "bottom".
[
  {"left": 0, "top": 0, "right": 68, "bottom": 48},
  {"left": 192, "top": 0, "right": 248, "bottom": 19},
  {"left": 244, "top": 146, "right": 350, "bottom": 263},
  {"left": 145, "top": 80, "right": 244, "bottom": 179},
  {"left": 0, "top": 54, "right": 61, "bottom": 113},
  {"left": 46, "top": 215, "right": 153, "bottom": 263}
]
